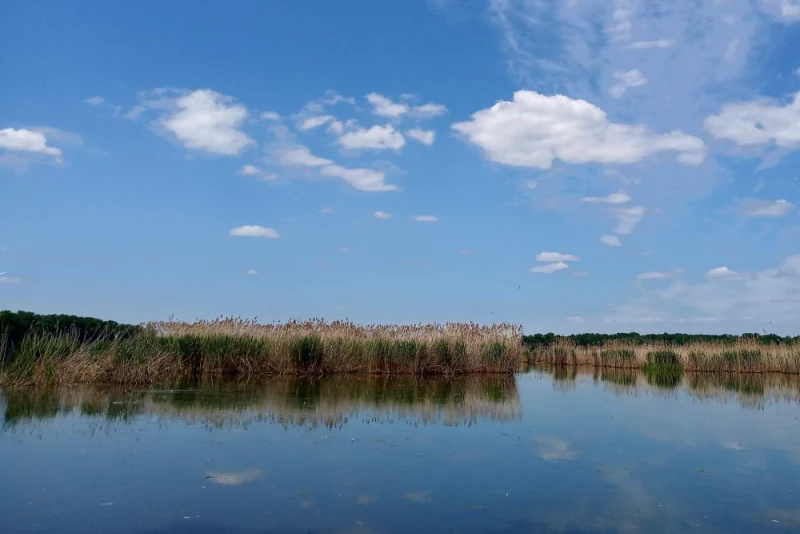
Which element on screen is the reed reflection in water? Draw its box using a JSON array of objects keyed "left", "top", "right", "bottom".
[{"left": 1, "top": 375, "right": 521, "bottom": 430}]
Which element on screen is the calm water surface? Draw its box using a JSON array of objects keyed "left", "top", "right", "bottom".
[{"left": 2, "top": 369, "right": 800, "bottom": 533}]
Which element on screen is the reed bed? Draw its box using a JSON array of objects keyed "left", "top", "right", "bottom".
[
  {"left": 531, "top": 339, "right": 800, "bottom": 374},
  {"left": 0, "top": 318, "right": 524, "bottom": 387}
]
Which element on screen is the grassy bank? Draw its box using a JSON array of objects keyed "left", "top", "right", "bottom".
[
  {"left": 0, "top": 315, "right": 524, "bottom": 386},
  {"left": 530, "top": 340, "right": 800, "bottom": 374}
]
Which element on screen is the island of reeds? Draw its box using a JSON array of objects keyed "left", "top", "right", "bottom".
[
  {"left": 0, "top": 311, "right": 524, "bottom": 386},
  {"left": 1, "top": 311, "right": 799, "bottom": 387}
]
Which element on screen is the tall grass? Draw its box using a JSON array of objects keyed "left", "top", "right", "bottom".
[
  {"left": 531, "top": 339, "right": 800, "bottom": 374},
  {"left": 0, "top": 319, "right": 524, "bottom": 386}
]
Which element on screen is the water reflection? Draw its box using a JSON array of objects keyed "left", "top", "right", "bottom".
[
  {"left": 1, "top": 375, "right": 521, "bottom": 430},
  {"left": 534, "top": 364, "right": 800, "bottom": 408}
]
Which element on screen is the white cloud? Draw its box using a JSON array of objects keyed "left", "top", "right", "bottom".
[
  {"left": 245, "top": 269, "right": 258, "bottom": 276},
  {"left": 609, "top": 69, "right": 648, "bottom": 98},
  {"left": 414, "top": 215, "right": 438, "bottom": 222},
  {"left": 0, "top": 276, "right": 21, "bottom": 285},
  {"left": 238, "top": 164, "right": 276, "bottom": 181},
  {"left": 612, "top": 206, "right": 645, "bottom": 235},
  {"left": 260, "top": 111, "right": 281, "bottom": 121},
  {"left": 567, "top": 316, "right": 585, "bottom": 324},
  {"left": 159, "top": 89, "right": 254, "bottom": 156},
  {"left": 411, "top": 103, "right": 448, "bottom": 118},
  {"left": 338, "top": 124, "right": 406, "bottom": 150},
  {"left": 609, "top": 0, "right": 636, "bottom": 39},
  {"left": 85, "top": 96, "right": 105, "bottom": 105},
  {"left": 735, "top": 198, "right": 797, "bottom": 217},
  {"left": 205, "top": 469, "right": 262, "bottom": 486},
  {"left": 373, "top": 211, "right": 391, "bottom": 219},
  {"left": 600, "top": 234, "right": 622, "bottom": 247},
  {"left": 276, "top": 145, "right": 333, "bottom": 167},
  {"left": 0, "top": 128, "right": 62, "bottom": 161},
  {"left": 300, "top": 115, "right": 335, "bottom": 130},
  {"left": 582, "top": 191, "right": 631, "bottom": 204},
  {"left": 612, "top": 257, "right": 800, "bottom": 331},
  {"left": 525, "top": 179, "right": 538, "bottom": 189},
  {"left": 320, "top": 207, "right": 334, "bottom": 214},
  {"left": 628, "top": 39, "right": 675, "bottom": 49},
  {"left": 405, "top": 128, "right": 436, "bottom": 146},
  {"left": 229, "top": 225, "right": 280, "bottom": 239},
  {"left": 572, "top": 270, "right": 590, "bottom": 277},
  {"left": 366, "top": 93, "right": 409, "bottom": 118},
  {"left": 705, "top": 266, "right": 738, "bottom": 279},
  {"left": 704, "top": 92, "right": 800, "bottom": 149},
  {"left": 239, "top": 164, "right": 260, "bottom": 176},
  {"left": 760, "top": 0, "right": 800, "bottom": 21},
  {"left": 452, "top": 91, "right": 705, "bottom": 169},
  {"left": 536, "top": 252, "right": 579, "bottom": 262},
  {"left": 320, "top": 165, "right": 398, "bottom": 192},
  {"left": 638, "top": 270, "right": 682, "bottom": 280},
  {"left": 365, "top": 93, "right": 447, "bottom": 119},
  {"left": 531, "top": 262, "right": 569, "bottom": 274}
]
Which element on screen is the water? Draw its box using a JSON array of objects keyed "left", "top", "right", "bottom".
[{"left": 2, "top": 369, "right": 799, "bottom": 533}]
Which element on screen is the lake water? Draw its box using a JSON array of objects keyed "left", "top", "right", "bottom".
[{"left": 2, "top": 369, "right": 800, "bottom": 533}]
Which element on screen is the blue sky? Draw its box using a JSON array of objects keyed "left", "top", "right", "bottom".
[{"left": 1, "top": 0, "right": 800, "bottom": 334}]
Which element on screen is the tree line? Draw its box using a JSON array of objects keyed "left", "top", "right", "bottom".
[
  {"left": 522, "top": 332, "right": 799, "bottom": 349},
  {"left": 0, "top": 310, "right": 142, "bottom": 361}
]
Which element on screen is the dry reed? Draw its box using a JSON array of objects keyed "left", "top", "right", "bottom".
[
  {"left": 531, "top": 339, "right": 800, "bottom": 374},
  {"left": 0, "top": 318, "right": 525, "bottom": 387}
]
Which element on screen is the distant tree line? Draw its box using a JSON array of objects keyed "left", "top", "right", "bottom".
[
  {"left": 522, "top": 332, "right": 799, "bottom": 349},
  {"left": 0, "top": 310, "right": 142, "bottom": 361}
]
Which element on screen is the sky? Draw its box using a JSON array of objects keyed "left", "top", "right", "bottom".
[{"left": 1, "top": 0, "right": 800, "bottom": 334}]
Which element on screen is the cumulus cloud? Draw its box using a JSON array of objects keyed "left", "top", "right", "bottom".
[
  {"left": 158, "top": 89, "right": 254, "bottom": 156},
  {"left": 735, "top": 198, "right": 797, "bottom": 217},
  {"left": 405, "top": 128, "right": 436, "bottom": 146},
  {"left": 704, "top": 91, "right": 800, "bottom": 149},
  {"left": 366, "top": 93, "right": 409, "bottom": 118},
  {"left": 609, "top": 69, "right": 648, "bottom": 98},
  {"left": 525, "top": 179, "right": 538, "bottom": 189},
  {"left": 373, "top": 211, "right": 391, "bottom": 219},
  {"left": 276, "top": 145, "right": 333, "bottom": 167},
  {"left": 300, "top": 115, "right": 335, "bottom": 130},
  {"left": 705, "top": 266, "right": 738, "bottom": 279},
  {"left": 582, "top": 191, "right": 631, "bottom": 204},
  {"left": 245, "top": 269, "right": 258, "bottom": 276},
  {"left": 452, "top": 91, "right": 705, "bottom": 169},
  {"left": 85, "top": 96, "right": 105, "bottom": 105},
  {"left": 612, "top": 206, "right": 646, "bottom": 235},
  {"left": 237, "top": 164, "right": 275, "bottom": 181},
  {"left": 411, "top": 103, "right": 448, "bottom": 118},
  {"left": 320, "top": 165, "right": 397, "bottom": 192},
  {"left": 0, "top": 128, "right": 62, "bottom": 161},
  {"left": 366, "top": 93, "right": 447, "bottom": 119},
  {"left": 229, "top": 225, "right": 280, "bottom": 239},
  {"left": 273, "top": 143, "right": 397, "bottom": 192},
  {"left": 414, "top": 215, "right": 438, "bottom": 222},
  {"left": 600, "top": 234, "right": 622, "bottom": 247},
  {"left": 338, "top": 124, "right": 406, "bottom": 150},
  {"left": 531, "top": 261, "right": 569, "bottom": 274},
  {"left": 536, "top": 252, "right": 579, "bottom": 262}
]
